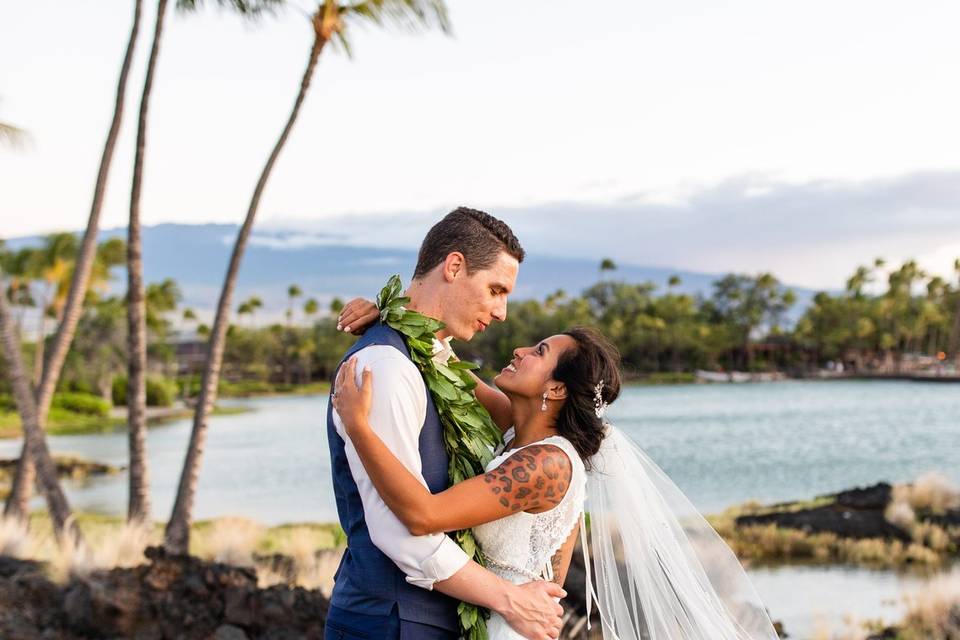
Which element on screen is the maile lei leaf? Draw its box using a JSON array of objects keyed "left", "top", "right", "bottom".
[{"left": 376, "top": 275, "right": 503, "bottom": 640}]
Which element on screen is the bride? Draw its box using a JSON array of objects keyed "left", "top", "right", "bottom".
[{"left": 333, "top": 317, "right": 780, "bottom": 639}]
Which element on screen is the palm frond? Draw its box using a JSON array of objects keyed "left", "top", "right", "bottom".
[
  {"left": 0, "top": 122, "right": 27, "bottom": 148},
  {"left": 341, "top": 0, "right": 451, "bottom": 35},
  {"left": 176, "top": 0, "right": 285, "bottom": 18}
]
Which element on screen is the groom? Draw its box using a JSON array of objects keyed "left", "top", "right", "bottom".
[{"left": 325, "top": 208, "right": 565, "bottom": 640}]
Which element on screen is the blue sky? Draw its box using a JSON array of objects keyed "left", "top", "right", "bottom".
[{"left": 2, "top": 0, "right": 960, "bottom": 288}]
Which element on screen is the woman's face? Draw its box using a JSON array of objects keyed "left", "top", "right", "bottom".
[{"left": 493, "top": 334, "right": 577, "bottom": 398}]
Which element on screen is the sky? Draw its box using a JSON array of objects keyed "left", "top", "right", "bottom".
[{"left": 2, "top": 0, "right": 960, "bottom": 289}]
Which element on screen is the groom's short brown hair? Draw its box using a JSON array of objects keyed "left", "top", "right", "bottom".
[{"left": 413, "top": 207, "right": 525, "bottom": 279}]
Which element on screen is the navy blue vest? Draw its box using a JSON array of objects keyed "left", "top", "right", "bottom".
[{"left": 326, "top": 322, "right": 459, "bottom": 630}]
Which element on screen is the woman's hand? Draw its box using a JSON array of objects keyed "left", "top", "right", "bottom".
[
  {"left": 332, "top": 357, "right": 373, "bottom": 438},
  {"left": 337, "top": 298, "right": 380, "bottom": 335}
]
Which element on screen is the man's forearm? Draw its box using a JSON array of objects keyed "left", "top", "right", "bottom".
[{"left": 433, "top": 560, "right": 512, "bottom": 611}]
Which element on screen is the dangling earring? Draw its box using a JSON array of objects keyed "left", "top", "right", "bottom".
[{"left": 541, "top": 391, "right": 548, "bottom": 411}]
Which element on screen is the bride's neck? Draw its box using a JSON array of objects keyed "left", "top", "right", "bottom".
[{"left": 509, "top": 398, "right": 558, "bottom": 447}]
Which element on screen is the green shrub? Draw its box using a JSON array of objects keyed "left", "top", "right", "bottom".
[
  {"left": 113, "top": 376, "right": 178, "bottom": 407},
  {"left": 51, "top": 392, "right": 111, "bottom": 417},
  {"left": 112, "top": 377, "right": 127, "bottom": 406},
  {"left": 147, "top": 377, "right": 177, "bottom": 407}
]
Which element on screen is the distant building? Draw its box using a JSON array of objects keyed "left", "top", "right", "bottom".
[{"left": 169, "top": 330, "right": 208, "bottom": 376}]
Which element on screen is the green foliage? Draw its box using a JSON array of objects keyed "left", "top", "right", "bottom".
[
  {"left": 377, "top": 274, "right": 499, "bottom": 640},
  {"left": 112, "top": 376, "right": 179, "bottom": 407},
  {"left": 50, "top": 392, "right": 111, "bottom": 417}
]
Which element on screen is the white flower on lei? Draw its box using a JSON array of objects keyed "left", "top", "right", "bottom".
[{"left": 431, "top": 336, "right": 455, "bottom": 366}]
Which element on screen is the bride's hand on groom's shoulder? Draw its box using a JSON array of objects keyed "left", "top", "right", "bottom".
[
  {"left": 337, "top": 298, "right": 379, "bottom": 335},
  {"left": 332, "top": 357, "right": 373, "bottom": 437}
]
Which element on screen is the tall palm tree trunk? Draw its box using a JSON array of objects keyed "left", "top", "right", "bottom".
[
  {"left": 4, "top": 0, "right": 144, "bottom": 530},
  {"left": 165, "top": 27, "right": 327, "bottom": 553},
  {"left": 126, "top": 0, "right": 169, "bottom": 525},
  {"left": 31, "top": 289, "right": 50, "bottom": 386},
  {"left": 0, "top": 281, "right": 82, "bottom": 541}
]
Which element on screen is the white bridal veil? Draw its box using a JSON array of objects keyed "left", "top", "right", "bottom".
[{"left": 578, "top": 427, "right": 780, "bottom": 640}]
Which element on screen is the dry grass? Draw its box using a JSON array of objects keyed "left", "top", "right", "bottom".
[
  {"left": 714, "top": 472, "right": 960, "bottom": 569},
  {"left": 191, "top": 516, "right": 265, "bottom": 567},
  {"left": 895, "top": 574, "right": 960, "bottom": 640},
  {"left": 0, "top": 515, "right": 33, "bottom": 558},
  {"left": 907, "top": 474, "right": 960, "bottom": 514},
  {"left": 9, "top": 511, "right": 344, "bottom": 591},
  {"left": 711, "top": 510, "right": 954, "bottom": 569}
]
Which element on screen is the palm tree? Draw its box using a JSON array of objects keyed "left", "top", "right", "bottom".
[
  {"left": 600, "top": 257, "right": 617, "bottom": 280},
  {"left": 0, "top": 98, "right": 28, "bottom": 148},
  {"left": 164, "top": 0, "right": 452, "bottom": 553},
  {"left": 948, "top": 259, "right": 960, "bottom": 365},
  {"left": 0, "top": 282, "right": 81, "bottom": 541},
  {"left": 303, "top": 297, "right": 319, "bottom": 323},
  {"left": 124, "top": 0, "right": 172, "bottom": 526},
  {"left": 4, "top": 0, "right": 145, "bottom": 535},
  {"left": 122, "top": 0, "right": 282, "bottom": 529},
  {"left": 286, "top": 284, "right": 302, "bottom": 325},
  {"left": 28, "top": 233, "right": 78, "bottom": 386}
]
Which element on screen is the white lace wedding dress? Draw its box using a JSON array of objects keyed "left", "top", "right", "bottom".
[{"left": 472, "top": 428, "right": 587, "bottom": 640}]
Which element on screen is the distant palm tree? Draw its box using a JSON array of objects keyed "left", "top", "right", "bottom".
[
  {"left": 27, "top": 233, "right": 78, "bottom": 386},
  {"left": 668, "top": 275, "right": 682, "bottom": 289},
  {"left": 164, "top": 0, "right": 452, "bottom": 553},
  {"left": 303, "top": 297, "right": 319, "bottom": 322},
  {"left": 948, "top": 259, "right": 960, "bottom": 364},
  {"left": 286, "top": 284, "right": 302, "bottom": 325},
  {"left": 600, "top": 257, "right": 617, "bottom": 280},
  {"left": 4, "top": 0, "right": 145, "bottom": 536}
]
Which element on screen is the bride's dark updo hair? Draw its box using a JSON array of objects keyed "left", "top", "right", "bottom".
[{"left": 551, "top": 327, "right": 622, "bottom": 467}]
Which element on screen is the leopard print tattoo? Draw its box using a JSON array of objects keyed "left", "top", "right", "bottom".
[{"left": 482, "top": 444, "right": 572, "bottom": 514}]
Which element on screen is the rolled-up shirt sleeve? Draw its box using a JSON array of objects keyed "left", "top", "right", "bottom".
[{"left": 332, "top": 345, "right": 469, "bottom": 589}]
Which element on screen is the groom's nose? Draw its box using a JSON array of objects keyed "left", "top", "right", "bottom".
[{"left": 491, "top": 298, "right": 507, "bottom": 322}]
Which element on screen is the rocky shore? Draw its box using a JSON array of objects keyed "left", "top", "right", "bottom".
[
  {"left": 0, "top": 455, "right": 122, "bottom": 500},
  {"left": 736, "top": 481, "right": 960, "bottom": 539},
  {"left": 0, "top": 546, "right": 329, "bottom": 640}
]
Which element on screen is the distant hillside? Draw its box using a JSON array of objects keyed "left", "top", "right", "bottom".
[{"left": 6, "top": 223, "right": 820, "bottom": 323}]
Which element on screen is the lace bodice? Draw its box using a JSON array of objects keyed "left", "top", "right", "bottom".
[{"left": 472, "top": 428, "right": 587, "bottom": 584}]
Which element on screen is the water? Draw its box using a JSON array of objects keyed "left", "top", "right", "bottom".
[
  {"left": 612, "top": 380, "right": 959, "bottom": 513},
  {"left": 1, "top": 379, "right": 957, "bottom": 638}
]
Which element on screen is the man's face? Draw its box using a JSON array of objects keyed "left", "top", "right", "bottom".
[{"left": 440, "top": 251, "right": 519, "bottom": 341}]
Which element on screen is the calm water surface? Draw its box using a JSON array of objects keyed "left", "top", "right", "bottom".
[{"left": 2, "top": 380, "right": 956, "bottom": 638}]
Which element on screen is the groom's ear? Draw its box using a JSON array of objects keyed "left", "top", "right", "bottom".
[{"left": 441, "top": 251, "right": 466, "bottom": 283}]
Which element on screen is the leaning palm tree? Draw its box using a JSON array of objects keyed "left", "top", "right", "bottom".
[
  {"left": 124, "top": 0, "right": 283, "bottom": 528},
  {"left": 0, "top": 272, "right": 82, "bottom": 543},
  {"left": 164, "top": 0, "right": 451, "bottom": 553},
  {"left": 3, "top": 0, "right": 145, "bottom": 538}
]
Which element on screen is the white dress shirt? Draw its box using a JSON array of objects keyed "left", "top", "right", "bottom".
[{"left": 332, "top": 344, "right": 469, "bottom": 590}]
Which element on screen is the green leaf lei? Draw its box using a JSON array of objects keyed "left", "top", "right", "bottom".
[{"left": 376, "top": 275, "right": 504, "bottom": 640}]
